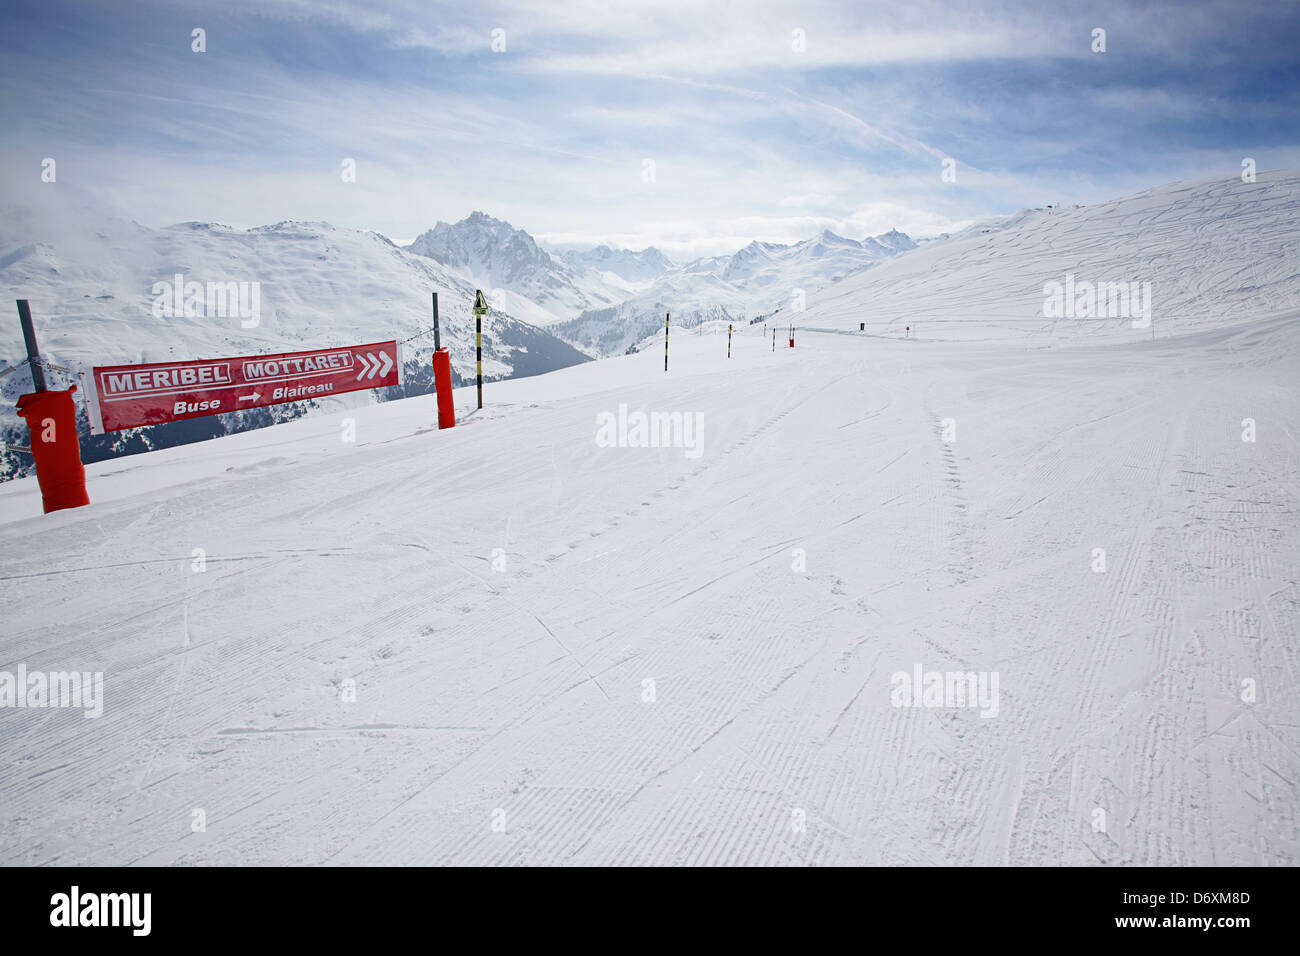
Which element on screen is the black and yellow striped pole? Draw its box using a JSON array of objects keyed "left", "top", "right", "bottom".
[
  {"left": 473, "top": 289, "right": 489, "bottom": 409},
  {"left": 727, "top": 323, "right": 732, "bottom": 358},
  {"left": 664, "top": 312, "right": 669, "bottom": 372}
]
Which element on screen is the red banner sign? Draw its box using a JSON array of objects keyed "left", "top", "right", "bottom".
[{"left": 88, "top": 340, "right": 402, "bottom": 433}]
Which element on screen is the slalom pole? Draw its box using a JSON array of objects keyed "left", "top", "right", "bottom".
[
  {"left": 472, "top": 289, "right": 490, "bottom": 409},
  {"left": 664, "top": 312, "right": 669, "bottom": 371},
  {"left": 728, "top": 323, "right": 732, "bottom": 358},
  {"left": 771, "top": 326, "right": 775, "bottom": 352}
]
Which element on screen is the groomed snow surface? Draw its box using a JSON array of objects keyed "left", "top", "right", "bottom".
[{"left": 2, "top": 171, "right": 1298, "bottom": 866}]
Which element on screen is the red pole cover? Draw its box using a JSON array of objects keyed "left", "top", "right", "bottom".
[
  {"left": 15, "top": 385, "right": 90, "bottom": 513},
  {"left": 432, "top": 348, "right": 455, "bottom": 429}
]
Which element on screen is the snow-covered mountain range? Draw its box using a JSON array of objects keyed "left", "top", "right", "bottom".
[
  {"left": 403, "top": 211, "right": 920, "bottom": 356},
  {"left": 559, "top": 244, "right": 675, "bottom": 283},
  {"left": 406, "top": 212, "right": 636, "bottom": 328},
  {"left": 551, "top": 227, "right": 918, "bottom": 356}
]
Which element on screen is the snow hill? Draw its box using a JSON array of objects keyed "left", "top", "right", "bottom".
[
  {"left": 793, "top": 171, "right": 1300, "bottom": 343},
  {"left": 1, "top": 171, "right": 1296, "bottom": 866}
]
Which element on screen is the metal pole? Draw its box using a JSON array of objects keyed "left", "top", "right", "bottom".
[
  {"left": 728, "top": 323, "right": 732, "bottom": 358},
  {"left": 664, "top": 312, "right": 669, "bottom": 372},
  {"left": 432, "top": 292, "right": 441, "bottom": 352},
  {"left": 17, "top": 300, "right": 46, "bottom": 392}
]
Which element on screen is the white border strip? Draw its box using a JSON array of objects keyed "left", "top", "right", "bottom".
[{"left": 81, "top": 372, "right": 104, "bottom": 436}]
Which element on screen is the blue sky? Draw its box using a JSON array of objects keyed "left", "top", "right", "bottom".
[{"left": 1, "top": 0, "right": 1297, "bottom": 257}]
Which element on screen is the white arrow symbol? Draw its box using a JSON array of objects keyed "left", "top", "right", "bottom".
[
  {"left": 238, "top": 391, "right": 261, "bottom": 402},
  {"left": 377, "top": 350, "right": 393, "bottom": 377},
  {"left": 356, "top": 353, "right": 377, "bottom": 381}
]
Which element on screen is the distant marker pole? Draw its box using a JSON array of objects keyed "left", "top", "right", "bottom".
[
  {"left": 728, "top": 323, "right": 732, "bottom": 358},
  {"left": 473, "top": 288, "right": 490, "bottom": 409},
  {"left": 772, "top": 326, "right": 775, "bottom": 352},
  {"left": 664, "top": 312, "right": 669, "bottom": 371}
]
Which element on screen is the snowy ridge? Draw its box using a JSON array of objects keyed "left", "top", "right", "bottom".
[{"left": 796, "top": 171, "right": 1300, "bottom": 342}]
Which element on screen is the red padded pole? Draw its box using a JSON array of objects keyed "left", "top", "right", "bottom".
[
  {"left": 16, "top": 385, "right": 90, "bottom": 513},
  {"left": 432, "top": 348, "right": 456, "bottom": 429}
]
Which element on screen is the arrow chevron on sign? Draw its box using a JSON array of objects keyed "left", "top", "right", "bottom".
[{"left": 355, "top": 351, "right": 394, "bottom": 381}]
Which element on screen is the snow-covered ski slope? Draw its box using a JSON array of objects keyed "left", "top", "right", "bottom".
[
  {"left": 795, "top": 171, "right": 1300, "bottom": 343},
  {"left": 1, "top": 174, "right": 1298, "bottom": 866}
]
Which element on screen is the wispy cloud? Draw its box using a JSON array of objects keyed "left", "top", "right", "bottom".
[{"left": 1, "top": 0, "right": 1296, "bottom": 254}]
